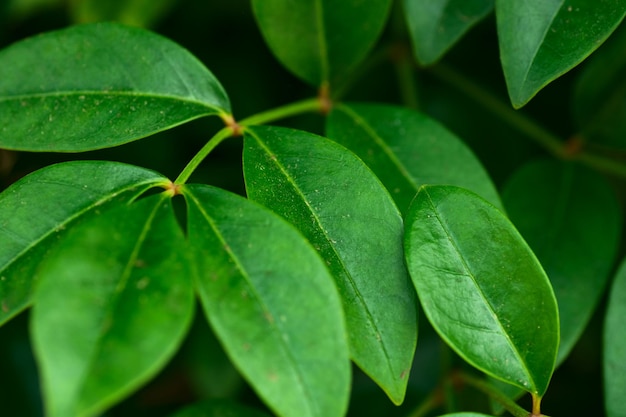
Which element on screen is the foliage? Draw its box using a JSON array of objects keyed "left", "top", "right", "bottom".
[{"left": 0, "top": 1, "right": 625, "bottom": 417}]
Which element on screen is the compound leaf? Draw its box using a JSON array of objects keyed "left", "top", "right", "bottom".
[
  {"left": 0, "top": 22, "right": 230, "bottom": 151},
  {"left": 496, "top": 0, "right": 626, "bottom": 108},
  {"left": 502, "top": 159, "right": 621, "bottom": 364},
  {"left": 0, "top": 161, "right": 166, "bottom": 325},
  {"left": 403, "top": 0, "right": 493, "bottom": 65},
  {"left": 243, "top": 125, "right": 417, "bottom": 405},
  {"left": 251, "top": 0, "right": 391, "bottom": 88},
  {"left": 404, "top": 185, "right": 559, "bottom": 396},
  {"left": 32, "top": 195, "right": 195, "bottom": 417},
  {"left": 184, "top": 185, "right": 350, "bottom": 417},
  {"left": 326, "top": 103, "right": 501, "bottom": 215},
  {"left": 605, "top": 258, "right": 626, "bottom": 417}
]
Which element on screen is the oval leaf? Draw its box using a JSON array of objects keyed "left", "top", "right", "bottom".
[
  {"left": 502, "top": 159, "right": 621, "bottom": 364},
  {"left": 326, "top": 103, "right": 501, "bottom": 215},
  {"left": 184, "top": 185, "right": 350, "bottom": 417},
  {"left": 604, "top": 258, "right": 626, "bottom": 417},
  {"left": 243, "top": 125, "right": 417, "bottom": 404},
  {"left": 169, "top": 399, "right": 271, "bottom": 417},
  {"left": 496, "top": 0, "right": 626, "bottom": 108},
  {"left": 0, "top": 22, "right": 230, "bottom": 151},
  {"left": 0, "top": 161, "right": 166, "bottom": 325},
  {"left": 403, "top": 0, "right": 493, "bottom": 65},
  {"left": 404, "top": 185, "right": 559, "bottom": 396},
  {"left": 251, "top": 0, "right": 391, "bottom": 87},
  {"left": 31, "top": 195, "right": 195, "bottom": 417}
]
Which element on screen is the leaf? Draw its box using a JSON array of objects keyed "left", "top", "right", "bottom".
[
  {"left": 251, "top": 0, "right": 391, "bottom": 88},
  {"left": 437, "top": 414, "right": 494, "bottom": 417},
  {"left": 31, "top": 195, "right": 195, "bottom": 417},
  {"left": 325, "top": 103, "right": 501, "bottom": 215},
  {"left": 169, "top": 399, "right": 271, "bottom": 417},
  {"left": 403, "top": 0, "right": 493, "bottom": 65},
  {"left": 70, "top": 0, "right": 174, "bottom": 27},
  {"left": 573, "top": 22, "right": 626, "bottom": 148},
  {"left": 404, "top": 185, "right": 559, "bottom": 396},
  {"left": 501, "top": 159, "right": 621, "bottom": 364},
  {"left": 184, "top": 184, "right": 350, "bottom": 417},
  {"left": 243, "top": 125, "right": 417, "bottom": 404},
  {"left": 604, "top": 258, "right": 626, "bottom": 417},
  {"left": 496, "top": 0, "right": 626, "bottom": 108},
  {"left": 0, "top": 161, "right": 166, "bottom": 325},
  {"left": 0, "top": 22, "right": 230, "bottom": 152}
]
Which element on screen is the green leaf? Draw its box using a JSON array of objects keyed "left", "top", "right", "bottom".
[
  {"left": 403, "top": 0, "right": 493, "bottom": 65},
  {"left": 184, "top": 184, "right": 350, "bottom": 417},
  {"left": 437, "top": 414, "right": 494, "bottom": 417},
  {"left": 501, "top": 159, "right": 621, "bottom": 364},
  {"left": 169, "top": 399, "right": 271, "bottom": 417},
  {"left": 0, "top": 161, "right": 166, "bottom": 325},
  {"left": 496, "top": 1, "right": 626, "bottom": 108},
  {"left": 0, "top": 22, "right": 230, "bottom": 152},
  {"left": 243, "top": 125, "right": 416, "bottom": 405},
  {"left": 605, "top": 258, "right": 626, "bottom": 417},
  {"left": 31, "top": 195, "right": 195, "bottom": 417},
  {"left": 251, "top": 0, "right": 391, "bottom": 88},
  {"left": 404, "top": 185, "right": 559, "bottom": 396},
  {"left": 326, "top": 103, "right": 501, "bottom": 215},
  {"left": 70, "top": 0, "right": 174, "bottom": 27},
  {"left": 573, "top": 22, "right": 626, "bottom": 148}
]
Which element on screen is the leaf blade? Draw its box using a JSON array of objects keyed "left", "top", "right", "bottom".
[{"left": 604, "top": 258, "right": 626, "bottom": 417}]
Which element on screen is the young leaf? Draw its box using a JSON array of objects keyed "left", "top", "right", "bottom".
[
  {"left": 604, "top": 258, "right": 626, "bottom": 417},
  {"left": 251, "top": 0, "right": 391, "bottom": 88},
  {"left": 0, "top": 22, "right": 230, "bottom": 151},
  {"left": 403, "top": 0, "right": 493, "bottom": 65},
  {"left": 404, "top": 185, "right": 559, "bottom": 397},
  {"left": 496, "top": 0, "right": 626, "bottom": 108},
  {"left": 326, "top": 103, "right": 501, "bottom": 215},
  {"left": 169, "top": 399, "right": 271, "bottom": 417},
  {"left": 184, "top": 185, "right": 350, "bottom": 417},
  {"left": 243, "top": 125, "right": 417, "bottom": 405},
  {"left": 31, "top": 195, "right": 195, "bottom": 417},
  {"left": 501, "top": 159, "right": 621, "bottom": 364},
  {"left": 0, "top": 161, "right": 166, "bottom": 325}
]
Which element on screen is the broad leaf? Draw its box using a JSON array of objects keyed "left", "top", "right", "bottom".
[
  {"left": 251, "top": 0, "right": 391, "bottom": 88},
  {"left": 0, "top": 161, "right": 166, "bottom": 325},
  {"left": 170, "top": 399, "right": 271, "bottom": 417},
  {"left": 184, "top": 185, "right": 350, "bottom": 417},
  {"left": 32, "top": 195, "right": 195, "bottom": 417},
  {"left": 243, "top": 125, "right": 416, "bottom": 404},
  {"left": 605, "top": 258, "right": 626, "bottom": 417},
  {"left": 403, "top": 0, "right": 493, "bottom": 65},
  {"left": 573, "top": 22, "right": 626, "bottom": 148},
  {"left": 496, "top": 1, "right": 626, "bottom": 108},
  {"left": 404, "top": 185, "right": 559, "bottom": 396},
  {"left": 326, "top": 103, "right": 501, "bottom": 215},
  {"left": 502, "top": 159, "right": 621, "bottom": 364},
  {"left": 0, "top": 22, "right": 230, "bottom": 151}
]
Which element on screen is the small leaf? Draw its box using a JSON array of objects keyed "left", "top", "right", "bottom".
[
  {"left": 501, "top": 159, "right": 621, "bottom": 364},
  {"left": 604, "top": 258, "right": 626, "bottom": 417},
  {"left": 326, "top": 103, "right": 501, "bottom": 215},
  {"left": 184, "top": 185, "right": 350, "bottom": 417},
  {"left": 0, "top": 161, "right": 166, "bottom": 325},
  {"left": 403, "top": 0, "right": 493, "bottom": 65},
  {"left": 251, "top": 0, "right": 391, "bottom": 88},
  {"left": 496, "top": 0, "right": 626, "bottom": 108},
  {"left": 169, "top": 399, "right": 271, "bottom": 417},
  {"left": 404, "top": 185, "right": 559, "bottom": 396},
  {"left": 243, "top": 125, "right": 417, "bottom": 404},
  {"left": 32, "top": 195, "right": 195, "bottom": 417},
  {"left": 0, "top": 22, "right": 230, "bottom": 151}
]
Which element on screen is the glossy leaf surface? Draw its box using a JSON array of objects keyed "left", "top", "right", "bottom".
[
  {"left": 0, "top": 161, "right": 166, "bottom": 325},
  {"left": 251, "top": 0, "right": 391, "bottom": 87},
  {"left": 170, "top": 399, "right": 271, "bottom": 417},
  {"left": 326, "top": 103, "right": 501, "bottom": 215},
  {"left": 32, "top": 195, "right": 195, "bottom": 417},
  {"left": 184, "top": 185, "right": 350, "bottom": 417},
  {"left": 243, "top": 125, "right": 416, "bottom": 404},
  {"left": 502, "top": 159, "right": 621, "bottom": 364},
  {"left": 403, "top": 0, "right": 493, "bottom": 65},
  {"left": 404, "top": 185, "right": 559, "bottom": 396},
  {"left": 604, "top": 258, "right": 626, "bottom": 417},
  {"left": 496, "top": 0, "right": 626, "bottom": 108},
  {"left": 0, "top": 22, "right": 230, "bottom": 151}
]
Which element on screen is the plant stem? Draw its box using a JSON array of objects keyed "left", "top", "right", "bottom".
[
  {"left": 175, "top": 126, "right": 233, "bottom": 185},
  {"left": 405, "top": 388, "right": 443, "bottom": 417},
  {"left": 239, "top": 97, "right": 322, "bottom": 126},
  {"left": 532, "top": 393, "right": 542, "bottom": 416},
  {"left": 458, "top": 372, "right": 529, "bottom": 417}
]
